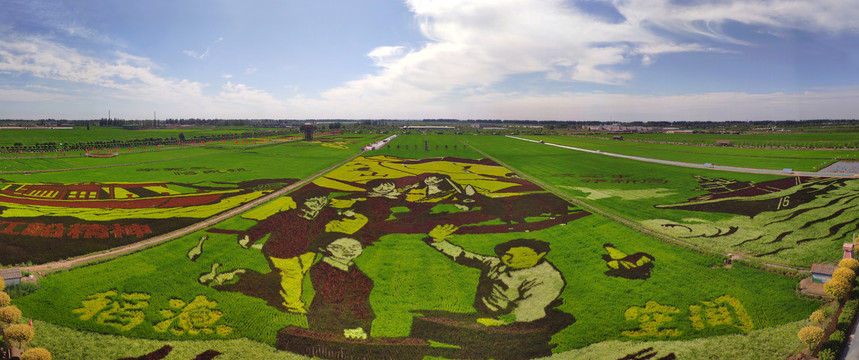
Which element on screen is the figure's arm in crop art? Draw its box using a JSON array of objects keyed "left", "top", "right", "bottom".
[
  {"left": 236, "top": 197, "right": 298, "bottom": 248},
  {"left": 425, "top": 224, "right": 496, "bottom": 270}
]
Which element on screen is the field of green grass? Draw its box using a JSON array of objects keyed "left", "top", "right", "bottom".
[
  {"left": 4, "top": 133, "right": 835, "bottom": 360},
  {"left": 463, "top": 135, "right": 856, "bottom": 267},
  {"left": 522, "top": 135, "right": 856, "bottom": 171},
  {"left": 0, "top": 126, "right": 269, "bottom": 147},
  {"left": 1, "top": 135, "right": 379, "bottom": 182},
  {"left": 593, "top": 132, "right": 859, "bottom": 148}
]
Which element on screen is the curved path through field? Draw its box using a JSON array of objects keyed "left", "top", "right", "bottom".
[
  {"left": 23, "top": 149, "right": 367, "bottom": 277},
  {"left": 508, "top": 135, "right": 859, "bottom": 178}
]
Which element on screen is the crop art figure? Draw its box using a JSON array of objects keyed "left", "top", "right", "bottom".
[
  {"left": 412, "top": 224, "right": 575, "bottom": 359},
  {"left": 423, "top": 224, "right": 564, "bottom": 324},
  {"left": 239, "top": 189, "right": 340, "bottom": 314}
]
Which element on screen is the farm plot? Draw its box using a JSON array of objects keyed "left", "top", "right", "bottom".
[
  {"left": 521, "top": 135, "right": 856, "bottom": 171},
  {"left": 15, "top": 147, "right": 817, "bottom": 360},
  {"left": 464, "top": 135, "right": 858, "bottom": 267},
  {"left": 0, "top": 135, "right": 378, "bottom": 265},
  {"left": 597, "top": 132, "right": 859, "bottom": 149}
]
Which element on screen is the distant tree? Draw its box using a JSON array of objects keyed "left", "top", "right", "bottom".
[
  {"left": 839, "top": 258, "right": 859, "bottom": 272},
  {"left": 179, "top": 132, "right": 186, "bottom": 142},
  {"left": 797, "top": 325, "right": 824, "bottom": 349},
  {"left": 0, "top": 305, "right": 22, "bottom": 326},
  {"left": 4, "top": 323, "right": 34, "bottom": 349},
  {"left": 834, "top": 267, "right": 856, "bottom": 283},
  {"left": 21, "top": 348, "right": 53, "bottom": 360},
  {"left": 824, "top": 278, "right": 851, "bottom": 299},
  {"left": 809, "top": 309, "right": 825, "bottom": 324}
]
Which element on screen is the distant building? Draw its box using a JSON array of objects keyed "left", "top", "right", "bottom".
[
  {"left": 811, "top": 263, "right": 837, "bottom": 284},
  {"left": 1, "top": 268, "right": 23, "bottom": 287},
  {"left": 401, "top": 125, "right": 455, "bottom": 130}
]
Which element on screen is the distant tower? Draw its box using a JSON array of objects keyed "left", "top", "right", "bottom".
[
  {"left": 300, "top": 123, "right": 316, "bottom": 141},
  {"left": 844, "top": 235, "right": 856, "bottom": 259}
]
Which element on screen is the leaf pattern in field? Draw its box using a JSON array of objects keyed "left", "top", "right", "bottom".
[{"left": 645, "top": 177, "right": 859, "bottom": 263}]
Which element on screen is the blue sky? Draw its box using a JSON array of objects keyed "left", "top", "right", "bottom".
[{"left": 1, "top": 0, "right": 858, "bottom": 121}]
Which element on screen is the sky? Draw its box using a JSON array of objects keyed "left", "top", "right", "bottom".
[{"left": 0, "top": 0, "right": 858, "bottom": 121}]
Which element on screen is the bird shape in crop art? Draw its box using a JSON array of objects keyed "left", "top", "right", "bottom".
[{"left": 602, "top": 243, "right": 655, "bottom": 280}]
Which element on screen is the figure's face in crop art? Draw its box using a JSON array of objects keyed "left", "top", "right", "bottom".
[
  {"left": 372, "top": 182, "right": 396, "bottom": 195},
  {"left": 304, "top": 196, "right": 328, "bottom": 212},
  {"left": 326, "top": 238, "right": 363, "bottom": 263},
  {"left": 501, "top": 247, "right": 545, "bottom": 269}
]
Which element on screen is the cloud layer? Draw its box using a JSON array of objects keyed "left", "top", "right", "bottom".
[{"left": 1, "top": 0, "right": 858, "bottom": 120}]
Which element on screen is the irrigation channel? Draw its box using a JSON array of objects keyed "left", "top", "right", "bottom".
[{"left": 508, "top": 136, "right": 859, "bottom": 178}]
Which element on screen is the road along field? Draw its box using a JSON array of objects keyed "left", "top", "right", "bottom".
[{"left": 10, "top": 134, "right": 818, "bottom": 360}]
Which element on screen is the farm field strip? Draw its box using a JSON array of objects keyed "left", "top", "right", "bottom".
[
  {"left": 5, "top": 133, "right": 824, "bottom": 360},
  {"left": 464, "top": 135, "right": 856, "bottom": 267},
  {"left": 22, "top": 148, "right": 369, "bottom": 275},
  {"left": 598, "top": 132, "right": 859, "bottom": 146},
  {"left": 531, "top": 134, "right": 857, "bottom": 171},
  {"left": 511, "top": 136, "right": 859, "bottom": 178},
  {"left": 0, "top": 136, "right": 308, "bottom": 173},
  {"left": 0, "top": 127, "right": 270, "bottom": 147}
]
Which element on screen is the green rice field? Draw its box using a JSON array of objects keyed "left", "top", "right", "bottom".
[{"left": 3, "top": 132, "right": 848, "bottom": 360}]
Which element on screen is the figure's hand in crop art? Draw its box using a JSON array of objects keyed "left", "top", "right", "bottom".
[{"left": 428, "top": 224, "right": 458, "bottom": 242}]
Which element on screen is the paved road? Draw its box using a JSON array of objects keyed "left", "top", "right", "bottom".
[{"left": 508, "top": 135, "right": 859, "bottom": 178}]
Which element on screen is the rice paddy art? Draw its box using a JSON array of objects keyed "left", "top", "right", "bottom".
[
  {"left": 0, "top": 178, "right": 296, "bottom": 264},
  {"left": 645, "top": 175, "right": 859, "bottom": 264},
  {"left": 206, "top": 155, "right": 588, "bottom": 359}
]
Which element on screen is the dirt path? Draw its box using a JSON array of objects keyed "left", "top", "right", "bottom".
[{"left": 23, "top": 149, "right": 367, "bottom": 277}]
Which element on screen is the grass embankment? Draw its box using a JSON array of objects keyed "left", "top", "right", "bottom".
[
  {"left": 463, "top": 135, "right": 855, "bottom": 267},
  {"left": 522, "top": 135, "right": 856, "bottom": 171}
]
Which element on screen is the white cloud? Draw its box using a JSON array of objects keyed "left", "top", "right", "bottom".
[
  {"left": 0, "top": 87, "right": 74, "bottom": 102},
  {"left": 367, "top": 46, "right": 407, "bottom": 67},
  {"left": 245, "top": 67, "right": 258, "bottom": 75},
  {"left": 0, "top": 36, "right": 206, "bottom": 105},
  {"left": 308, "top": 0, "right": 859, "bottom": 116},
  {"left": 182, "top": 37, "right": 224, "bottom": 60}
]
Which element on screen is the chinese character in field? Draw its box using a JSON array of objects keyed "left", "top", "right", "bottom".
[
  {"left": 689, "top": 295, "right": 754, "bottom": 332},
  {"left": 622, "top": 301, "right": 681, "bottom": 337},
  {"left": 154, "top": 295, "right": 232, "bottom": 336},
  {"left": 72, "top": 290, "right": 150, "bottom": 331}
]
